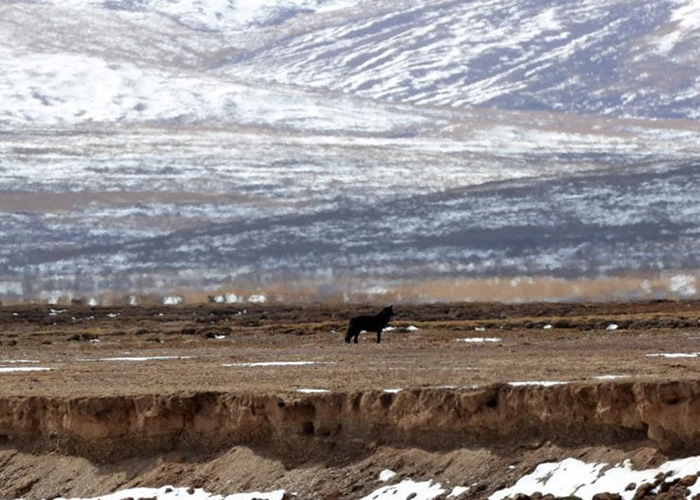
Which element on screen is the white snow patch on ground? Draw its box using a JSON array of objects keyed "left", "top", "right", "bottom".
[
  {"left": 359, "top": 478, "right": 446, "bottom": 500},
  {"left": 606, "top": 323, "right": 619, "bottom": 331},
  {"left": 383, "top": 388, "right": 402, "bottom": 394},
  {"left": 448, "top": 486, "right": 470, "bottom": 498},
  {"left": 405, "top": 325, "right": 420, "bottom": 332},
  {"left": 378, "top": 469, "right": 397, "bottom": 482},
  {"left": 490, "top": 458, "right": 605, "bottom": 499},
  {"left": 224, "top": 293, "right": 240, "bottom": 303},
  {"left": 223, "top": 361, "right": 318, "bottom": 367},
  {"left": 490, "top": 456, "right": 700, "bottom": 499},
  {"left": 47, "top": 485, "right": 286, "bottom": 500},
  {"left": 593, "top": 375, "right": 627, "bottom": 380},
  {"left": 509, "top": 381, "right": 567, "bottom": 387},
  {"left": 163, "top": 296, "right": 184, "bottom": 305},
  {"left": 646, "top": 352, "right": 700, "bottom": 358},
  {"left": 0, "top": 367, "right": 51, "bottom": 373},
  {"left": 83, "top": 356, "right": 192, "bottom": 362},
  {"left": 296, "top": 388, "right": 330, "bottom": 393},
  {"left": 457, "top": 337, "right": 502, "bottom": 343}
]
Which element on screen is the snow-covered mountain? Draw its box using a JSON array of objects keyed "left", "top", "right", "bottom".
[
  {"left": 4, "top": 0, "right": 700, "bottom": 122},
  {"left": 1, "top": 0, "right": 700, "bottom": 301},
  {"left": 228, "top": 0, "right": 700, "bottom": 119}
]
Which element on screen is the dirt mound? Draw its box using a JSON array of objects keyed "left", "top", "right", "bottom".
[
  {"left": 0, "top": 382, "right": 699, "bottom": 498},
  {"left": 0, "top": 443, "right": 672, "bottom": 500}
]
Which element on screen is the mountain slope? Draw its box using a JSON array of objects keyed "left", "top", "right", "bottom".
[
  {"left": 1, "top": 0, "right": 700, "bottom": 301},
  {"left": 3, "top": 0, "right": 700, "bottom": 124},
  {"left": 9, "top": 159, "right": 700, "bottom": 299},
  {"left": 226, "top": 0, "right": 700, "bottom": 119}
]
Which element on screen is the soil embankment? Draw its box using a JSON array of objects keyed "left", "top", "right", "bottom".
[
  {"left": 1, "top": 382, "right": 700, "bottom": 498},
  {"left": 2, "top": 382, "right": 700, "bottom": 462}
]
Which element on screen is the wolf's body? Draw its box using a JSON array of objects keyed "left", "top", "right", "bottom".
[{"left": 344, "top": 305, "right": 395, "bottom": 344}]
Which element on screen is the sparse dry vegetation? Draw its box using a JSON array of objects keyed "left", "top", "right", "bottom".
[{"left": 1, "top": 300, "right": 700, "bottom": 397}]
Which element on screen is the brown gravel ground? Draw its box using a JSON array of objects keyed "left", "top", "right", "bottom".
[{"left": 1, "top": 300, "right": 699, "bottom": 397}]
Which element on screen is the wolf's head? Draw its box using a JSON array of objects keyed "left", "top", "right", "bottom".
[{"left": 382, "top": 305, "right": 395, "bottom": 317}]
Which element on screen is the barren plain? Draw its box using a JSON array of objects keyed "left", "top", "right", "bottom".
[
  {"left": 3, "top": 301, "right": 700, "bottom": 396},
  {"left": 1, "top": 301, "right": 700, "bottom": 499}
]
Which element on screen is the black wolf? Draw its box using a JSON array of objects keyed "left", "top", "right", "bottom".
[{"left": 344, "top": 305, "right": 395, "bottom": 344}]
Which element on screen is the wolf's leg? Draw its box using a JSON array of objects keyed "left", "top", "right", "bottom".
[
  {"left": 344, "top": 321, "right": 354, "bottom": 343},
  {"left": 376, "top": 329, "right": 382, "bottom": 343}
]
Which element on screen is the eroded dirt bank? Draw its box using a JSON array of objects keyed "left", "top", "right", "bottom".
[{"left": 1, "top": 381, "right": 700, "bottom": 499}]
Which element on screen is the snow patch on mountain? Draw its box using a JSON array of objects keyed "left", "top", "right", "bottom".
[
  {"left": 0, "top": 48, "right": 430, "bottom": 132},
  {"left": 43, "top": 0, "right": 364, "bottom": 31}
]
